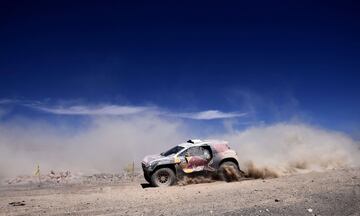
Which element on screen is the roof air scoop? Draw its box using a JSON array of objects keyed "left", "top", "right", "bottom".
[{"left": 187, "top": 139, "right": 202, "bottom": 144}]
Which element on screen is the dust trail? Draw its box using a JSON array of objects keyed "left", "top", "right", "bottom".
[
  {"left": 243, "top": 161, "right": 279, "bottom": 179},
  {"left": 222, "top": 123, "right": 360, "bottom": 177},
  {"left": 177, "top": 176, "right": 214, "bottom": 186}
]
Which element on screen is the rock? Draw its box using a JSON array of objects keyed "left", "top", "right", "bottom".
[
  {"left": 9, "top": 201, "right": 26, "bottom": 206},
  {"left": 307, "top": 208, "right": 313, "bottom": 213}
]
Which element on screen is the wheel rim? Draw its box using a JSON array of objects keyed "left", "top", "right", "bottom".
[{"left": 157, "top": 171, "right": 170, "bottom": 184}]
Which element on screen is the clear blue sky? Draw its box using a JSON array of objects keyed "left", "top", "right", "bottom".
[{"left": 0, "top": 1, "right": 359, "bottom": 136}]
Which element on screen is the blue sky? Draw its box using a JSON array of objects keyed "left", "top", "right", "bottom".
[{"left": 0, "top": 1, "right": 359, "bottom": 137}]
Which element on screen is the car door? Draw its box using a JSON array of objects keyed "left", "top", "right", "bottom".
[{"left": 178, "top": 146, "right": 212, "bottom": 173}]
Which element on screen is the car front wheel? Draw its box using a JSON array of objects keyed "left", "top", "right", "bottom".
[{"left": 150, "top": 168, "right": 176, "bottom": 187}]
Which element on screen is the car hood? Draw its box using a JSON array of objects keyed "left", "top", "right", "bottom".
[{"left": 142, "top": 154, "right": 167, "bottom": 164}]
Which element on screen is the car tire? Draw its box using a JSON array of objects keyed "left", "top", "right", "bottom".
[
  {"left": 218, "top": 161, "right": 241, "bottom": 182},
  {"left": 150, "top": 168, "right": 176, "bottom": 187}
]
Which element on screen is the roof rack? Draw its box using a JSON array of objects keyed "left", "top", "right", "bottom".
[{"left": 187, "top": 139, "right": 202, "bottom": 144}]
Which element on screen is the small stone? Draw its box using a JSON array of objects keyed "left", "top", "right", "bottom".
[
  {"left": 9, "top": 201, "right": 26, "bottom": 207},
  {"left": 307, "top": 208, "right": 313, "bottom": 213}
]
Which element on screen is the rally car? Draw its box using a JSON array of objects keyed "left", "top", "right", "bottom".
[{"left": 141, "top": 139, "right": 242, "bottom": 187}]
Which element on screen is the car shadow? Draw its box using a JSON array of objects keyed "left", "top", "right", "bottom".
[{"left": 140, "top": 183, "right": 153, "bottom": 189}]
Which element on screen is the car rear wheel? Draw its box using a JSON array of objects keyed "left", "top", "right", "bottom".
[
  {"left": 151, "top": 168, "right": 176, "bottom": 187},
  {"left": 218, "top": 161, "right": 241, "bottom": 182}
]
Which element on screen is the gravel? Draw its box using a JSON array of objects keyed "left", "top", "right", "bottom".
[{"left": 0, "top": 168, "right": 359, "bottom": 216}]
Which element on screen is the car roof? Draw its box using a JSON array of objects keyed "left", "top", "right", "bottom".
[{"left": 178, "top": 139, "right": 228, "bottom": 148}]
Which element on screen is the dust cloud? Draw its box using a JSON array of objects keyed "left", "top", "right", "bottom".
[
  {"left": 221, "top": 123, "right": 360, "bottom": 178},
  {"left": 0, "top": 115, "right": 186, "bottom": 179},
  {"left": 243, "top": 161, "right": 279, "bottom": 179},
  {"left": 177, "top": 176, "right": 215, "bottom": 186},
  {"left": 0, "top": 114, "right": 359, "bottom": 180}
]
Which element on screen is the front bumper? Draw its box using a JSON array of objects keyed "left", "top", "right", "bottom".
[{"left": 142, "top": 162, "right": 152, "bottom": 181}]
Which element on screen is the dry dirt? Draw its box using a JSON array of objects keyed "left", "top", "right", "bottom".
[{"left": 1, "top": 168, "right": 359, "bottom": 216}]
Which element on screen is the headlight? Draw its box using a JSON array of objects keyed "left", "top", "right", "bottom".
[{"left": 142, "top": 162, "right": 150, "bottom": 168}]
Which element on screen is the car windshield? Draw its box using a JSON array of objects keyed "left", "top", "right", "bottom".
[{"left": 161, "top": 146, "right": 184, "bottom": 156}]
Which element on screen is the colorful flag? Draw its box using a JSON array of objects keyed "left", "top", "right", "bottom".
[{"left": 34, "top": 164, "right": 40, "bottom": 176}]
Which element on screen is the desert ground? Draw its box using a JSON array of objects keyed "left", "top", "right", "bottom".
[{"left": 0, "top": 168, "right": 359, "bottom": 216}]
